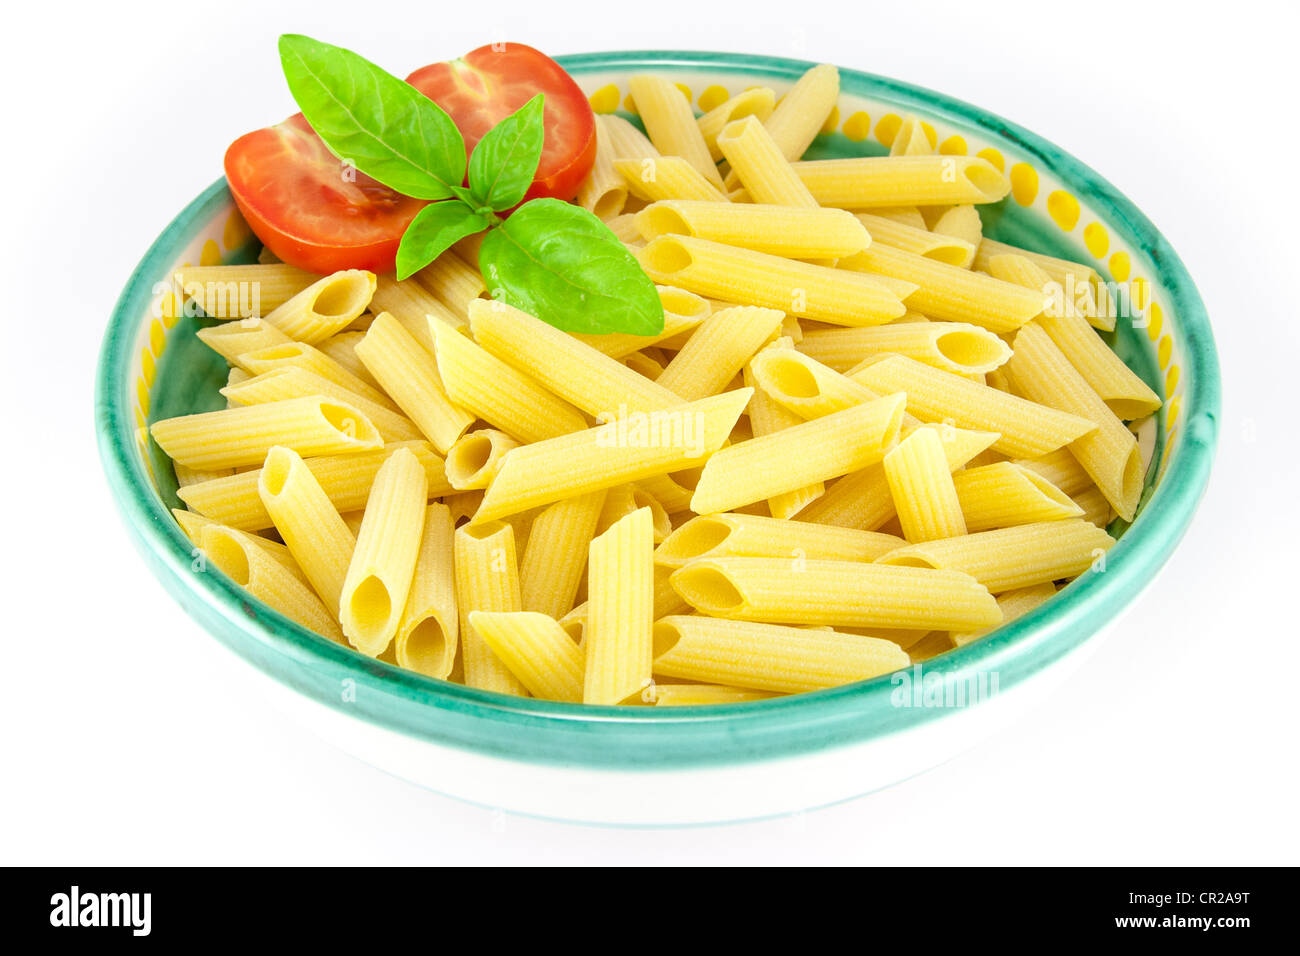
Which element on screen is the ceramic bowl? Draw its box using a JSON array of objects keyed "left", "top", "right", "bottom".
[{"left": 95, "top": 51, "right": 1219, "bottom": 824}]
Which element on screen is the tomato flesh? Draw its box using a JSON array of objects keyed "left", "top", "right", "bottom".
[{"left": 407, "top": 43, "right": 596, "bottom": 203}]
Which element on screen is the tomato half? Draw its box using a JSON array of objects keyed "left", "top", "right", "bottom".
[
  {"left": 224, "top": 113, "right": 426, "bottom": 274},
  {"left": 407, "top": 43, "right": 597, "bottom": 203}
]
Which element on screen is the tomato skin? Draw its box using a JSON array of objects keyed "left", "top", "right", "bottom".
[
  {"left": 224, "top": 114, "right": 425, "bottom": 274},
  {"left": 406, "top": 43, "right": 597, "bottom": 203}
]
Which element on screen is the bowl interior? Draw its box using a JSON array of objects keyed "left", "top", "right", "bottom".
[{"left": 96, "top": 51, "right": 1219, "bottom": 769}]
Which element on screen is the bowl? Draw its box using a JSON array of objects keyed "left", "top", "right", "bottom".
[{"left": 94, "top": 50, "right": 1219, "bottom": 825}]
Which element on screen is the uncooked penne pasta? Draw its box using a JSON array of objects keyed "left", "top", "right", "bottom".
[
  {"left": 196, "top": 318, "right": 292, "bottom": 365},
  {"left": 220, "top": 366, "right": 422, "bottom": 443},
  {"left": 655, "top": 512, "right": 903, "bottom": 567},
  {"left": 615, "top": 156, "right": 728, "bottom": 203},
  {"left": 876, "top": 519, "right": 1115, "bottom": 592},
  {"left": 152, "top": 396, "right": 382, "bottom": 470},
  {"left": 762, "top": 63, "right": 840, "bottom": 161},
  {"left": 470, "top": 611, "right": 585, "bottom": 703},
  {"left": 716, "top": 115, "right": 819, "bottom": 208},
  {"left": 263, "top": 269, "right": 375, "bottom": 344},
  {"left": 841, "top": 244, "right": 1046, "bottom": 333},
  {"left": 653, "top": 616, "right": 906, "bottom": 695},
  {"left": 650, "top": 683, "right": 777, "bottom": 705},
  {"left": 236, "top": 340, "right": 398, "bottom": 410},
  {"left": 1014, "top": 447, "right": 1095, "bottom": 497},
  {"left": 171, "top": 263, "right": 316, "bottom": 319},
  {"left": 257, "top": 445, "right": 357, "bottom": 612},
  {"left": 640, "top": 235, "right": 913, "bottom": 325},
  {"left": 627, "top": 75, "right": 725, "bottom": 188},
  {"left": 670, "top": 557, "right": 1000, "bottom": 630},
  {"left": 930, "top": 205, "right": 983, "bottom": 254},
  {"left": 584, "top": 507, "right": 654, "bottom": 704},
  {"left": 655, "top": 306, "right": 785, "bottom": 400},
  {"left": 454, "top": 521, "right": 529, "bottom": 695},
  {"left": 792, "top": 155, "right": 1010, "bottom": 208},
  {"left": 473, "top": 389, "right": 750, "bottom": 524},
  {"left": 748, "top": 346, "right": 883, "bottom": 420},
  {"left": 519, "top": 490, "right": 607, "bottom": 620},
  {"left": 743, "top": 341, "right": 824, "bottom": 518},
  {"left": 883, "top": 427, "right": 968, "bottom": 542},
  {"left": 951, "top": 582, "right": 1057, "bottom": 647},
  {"left": 849, "top": 354, "right": 1096, "bottom": 458},
  {"left": 1007, "top": 323, "right": 1144, "bottom": 521},
  {"left": 637, "top": 200, "right": 869, "bottom": 259},
  {"left": 889, "top": 116, "right": 934, "bottom": 156},
  {"left": 199, "top": 525, "right": 342, "bottom": 642},
  {"left": 797, "top": 322, "right": 1010, "bottom": 376},
  {"left": 395, "top": 503, "right": 458, "bottom": 679},
  {"left": 698, "top": 86, "right": 776, "bottom": 160},
  {"left": 444, "top": 428, "right": 520, "bottom": 490},
  {"left": 691, "top": 393, "right": 907, "bottom": 514},
  {"left": 315, "top": 330, "right": 382, "bottom": 390},
  {"left": 370, "top": 274, "right": 465, "bottom": 342},
  {"left": 854, "top": 212, "right": 974, "bottom": 267},
  {"left": 572, "top": 286, "right": 711, "bottom": 358},
  {"left": 415, "top": 252, "right": 486, "bottom": 321},
  {"left": 952, "top": 462, "right": 1083, "bottom": 532},
  {"left": 338, "top": 448, "right": 427, "bottom": 656},
  {"left": 578, "top": 115, "right": 630, "bottom": 219},
  {"left": 174, "top": 462, "right": 233, "bottom": 488},
  {"left": 600, "top": 113, "right": 660, "bottom": 160},
  {"left": 355, "top": 312, "right": 475, "bottom": 453}
]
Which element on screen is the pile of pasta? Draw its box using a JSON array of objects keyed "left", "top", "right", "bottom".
[{"left": 155, "top": 64, "right": 1161, "bottom": 706}]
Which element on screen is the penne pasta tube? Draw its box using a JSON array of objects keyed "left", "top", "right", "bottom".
[
  {"left": 315, "top": 330, "right": 382, "bottom": 390},
  {"left": 953, "top": 462, "right": 1083, "bottom": 531},
  {"left": 640, "top": 236, "right": 913, "bottom": 325},
  {"left": 599, "top": 113, "right": 660, "bottom": 160},
  {"left": 572, "top": 286, "right": 711, "bottom": 358},
  {"left": 355, "top": 312, "right": 475, "bottom": 453},
  {"left": 172, "top": 509, "right": 300, "bottom": 574},
  {"left": 889, "top": 116, "right": 934, "bottom": 156},
  {"left": 395, "top": 504, "right": 458, "bottom": 678},
  {"left": 797, "top": 321, "right": 1010, "bottom": 376},
  {"left": 930, "top": 205, "right": 983, "bottom": 254},
  {"left": 716, "top": 115, "right": 819, "bottom": 207},
  {"left": 655, "top": 306, "right": 785, "bottom": 400},
  {"left": 578, "top": 115, "right": 630, "bottom": 219},
  {"left": 749, "top": 346, "right": 886, "bottom": 420},
  {"left": 973, "top": 237, "right": 1101, "bottom": 292},
  {"left": 415, "top": 252, "right": 486, "bottom": 321},
  {"left": 199, "top": 525, "right": 343, "bottom": 641},
  {"left": 454, "top": 521, "right": 529, "bottom": 695},
  {"left": 519, "top": 490, "right": 607, "bottom": 620},
  {"left": 761, "top": 63, "right": 840, "bottom": 160},
  {"left": 370, "top": 274, "right": 465, "bottom": 342},
  {"left": 220, "top": 366, "right": 422, "bottom": 443},
  {"left": 174, "top": 462, "right": 233, "bottom": 488},
  {"left": 655, "top": 512, "right": 904, "bottom": 568},
  {"left": 584, "top": 507, "right": 655, "bottom": 704},
  {"left": 653, "top": 617, "right": 907, "bottom": 695},
  {"left": 470, "top": 611, "right": 585, "bottom": 703},
  {"left": 951, "top": 582, "right": 1057, "bottom": 647},
  {"left": 235, "top": 340, "right": 398, "bottom": 410},
  {"left": 650, "top": 683, "right": 778, "bottom": 706},
  {"left": 743, "top": 339, "right": 823, "bottom": 518},
  {"left": 670, "top": 557, "right": 1001, "bottom": 630},
  {"left": 467, "top": 298, "right": 685, "bottom": 416},
  {"left": 1013, "top": 447, "right": 1095, "bottom": 497},
  {"left": 171, "top": 263, "right": 316, "bottom": 319},
  {"left": 627, "top": 75, "right": 725, "bottom": 188},
  {"left": 849, "top": 354, "right": 1096, "bottom": 458},
  {"left": 841, "top": 244, "right": 1046, "bottom": 333},
  {"left": 262, "top": 269, "right": 375, "bottom": 344},
  {"left": 876, "top": 518, "right": 1115, "bottom": 592},
  {"left": 883, "top": 427, "right": 968, "bottom": 542},
  {"left": 257, "top": 446, "right": 357, "bottom": 612},
  {"left": 636, "top": 200, "right": 869, "bottom": 259},
  {"left": 473, "top": 389, "right": 751, "bottom": 524},
  {"left": 792, "top": 155, "right": 1010, "bottom": 208},
  {"left": 795, "top": 425, "right": 999, "bottom": 530},
  {"left": 854, "top": 212, "right": 974, "bottom": 267},
  {"left": 196, "top": 318, "right": 292, "bottom": 365},
  {"left": 698, "top": 86, "right": 776, "bottom": 160},
  {"left": 151, "top": 396, "right": 382, "bottom": 470},
  {"left": 1072, "top": 485, "right": 1113, "bottom": 527},
  {"left": 338, "top": 448, "right": 428, "bottom": 656},
  {"left": 691, "top": 392, "right": 907, "bottom": 514},
  {"left": 177, "top": 441, "right": 451, "bottom": 531},
  {"left": 444, "top": 429, "right": 520, "bottom": 490},
  {"left": 1006, "top": 323, "right": 1145, "bottom": 521},
  {"left": 614, "top": 156, "right": 728, "bottom": 203}
]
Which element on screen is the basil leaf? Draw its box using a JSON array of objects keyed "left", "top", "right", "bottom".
[
  {"left": 468, "top": 94, "right": 546, "bottom": 211},
  {"left": 279, "top": 34, "right": 467, "bottom": 201},
  {"left": 395, "top": 201, "right": 494, "bottom": 280},
  {"left": 479, "top": 199, "right": 664, "bottom": 335}
]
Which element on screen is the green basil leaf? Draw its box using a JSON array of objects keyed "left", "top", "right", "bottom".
[
  {"left": 279, "top": 34, "right": 467, "bottom": 201},
  {"left": 395, "top": 201, "right": 494, "bottom": 280},
  {"left": 468, "top": 94, "right": 546, "bottom": 211},
  {"left": 478, "top": 199, "right": 664, "bottom": 335}
]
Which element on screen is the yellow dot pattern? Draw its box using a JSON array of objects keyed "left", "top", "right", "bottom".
[
  {"left": 939, "top": 135, "right": 967, "bottom": 156},
  {"left": 1047, "top": 190, "right": 1080, "bottom": 231},
  {"left": 589, "top": 84, "right": 620, "bottom": 113},
  {"left": 874, "top": 113, "right": 902, "bottom": 146},
  {"left": 977, "top": 147, "right": 1005, "bottom": 172},
  {"left": 842, "top": 111, "right": 871, "bottom": 142},
  {"left": 1010, "top": 163, "right": 1038, "bottom": 205},
  {"left": 1084, "top": 222, "right": 1109, "bottom": 258},
  {"left": 819, "top": 105, "right": 840, "bottom": 136},
  {"left": 1109, "top": 251, "right": 1131, "bottom": 282}
]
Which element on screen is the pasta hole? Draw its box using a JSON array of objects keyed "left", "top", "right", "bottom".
[
  {"left": 446, "top": 435, "right": 494, "bottom": 486},
  {"left": 762, "top": 356, "right": 821, "bottom": 399},
  {"left": 672, "top": 566, "right": 743, "bottom": 614},
  {"left": 259, "top": 448, "right": 293, "bottom": 497},
  {"left": 319, "top": 401, "right": 378, "bottom": 443},
  {"left": 661, "top": 517, "right": 733, "bottom": 563},
  {"left": 461, "top": 520, "right": 508, "bottom": 541},
  {"left": 652, "top": 620, "right": 684, "bottom": 659},
  {"left": 924, "top": 245, "right": 973, "bottom": 267},
  {"left": 402, "top": 617, "right": 449, "bottom": 675},
  {"left": 880, "top": 554, "right": 939, "bottom": 570},
  {"left": 641, "top": 206, "right": 693, "bottom": 239},
  {"left": 311, "top": 272, "right": 372, "bottom": 319},
  {"left": 659, "top": 287, "right": 709, "bottom": 320},
  {"left": 347, "top": 575, "right": 393, "bottom": 641},
  {"left": 964, "top": 161, "right": 1008, "bottom": 200},
  {"left": 247, "top": 343, "right": 304, "bottom": 361},
  {"left": 592, "top": 189, "right": 627, "bottom": 221},
  {"left": 203, "top": 530, "right": 251, "bottom": 586},
  {"left": 935, "top": 329, "right": 1008, "bottom": 371},
  {"left": 643, "top": 238, "right": 694, "bottom": 274}
]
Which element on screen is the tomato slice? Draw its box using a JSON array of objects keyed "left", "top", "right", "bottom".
[
  {"left": 224, "top": 113, "right": 425, "bottom": 274},
  {"left": 407, "top": 43, "right": 597, "bottom": 203}
]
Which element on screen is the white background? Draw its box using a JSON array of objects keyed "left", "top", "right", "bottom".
[{"left": 3, "top": 0, "right": 1296, "bottom": 864}]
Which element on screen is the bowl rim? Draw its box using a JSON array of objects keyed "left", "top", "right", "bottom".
[{"left": 94, "top": 49, "right": 1220, "bottom": 770}]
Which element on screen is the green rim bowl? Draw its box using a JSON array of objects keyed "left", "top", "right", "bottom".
[{"left": 94, "top": 51, "right": 1219, "bottom": 781}]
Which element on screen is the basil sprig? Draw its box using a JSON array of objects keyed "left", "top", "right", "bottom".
[{"left": 276, "top": 35, "right": 663, "bottom": 335}]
